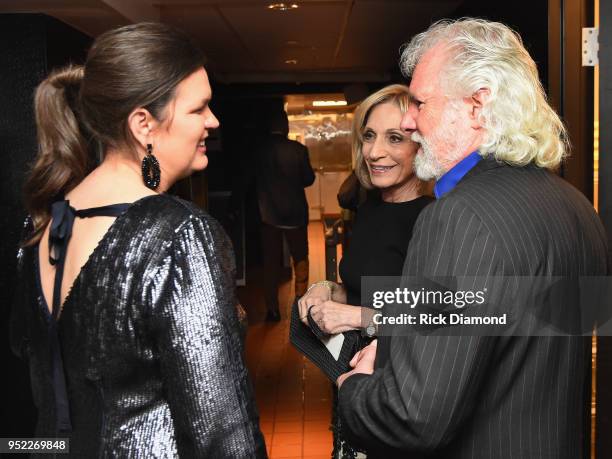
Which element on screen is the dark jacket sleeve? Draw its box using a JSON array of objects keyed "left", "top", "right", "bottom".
[
  {"left": 150, "top": 214, "right": 266, "bottom": 458},
  {"left": 338, "top": 200, "right": 502, "bottom": 453},
  {"left": 301, "top": 144, "right": 315, "bottom": 187}
]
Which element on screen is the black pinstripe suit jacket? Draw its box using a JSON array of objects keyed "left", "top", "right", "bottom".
[{"left": 338, "top": 157, "right": 609, "bottom": 458}]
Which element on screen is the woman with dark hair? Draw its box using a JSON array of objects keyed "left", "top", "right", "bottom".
[{"left": 11, "top": 23, "right": 266, "bottom": 457}]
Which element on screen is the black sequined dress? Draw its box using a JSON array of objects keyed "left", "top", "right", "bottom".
[{"left": 11, "top": 194, "right": 267, "bottom": 458}]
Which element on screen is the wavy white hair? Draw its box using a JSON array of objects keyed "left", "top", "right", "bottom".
[{"left": 400, "top": 18, "right": 568, "bottom": 169}]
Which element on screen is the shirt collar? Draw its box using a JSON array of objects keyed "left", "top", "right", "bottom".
[{"left": 434, "top": 151, "right": 482, "bottom": 199}]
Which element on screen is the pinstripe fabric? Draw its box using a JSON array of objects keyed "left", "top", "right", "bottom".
[{"left": 338, "top": 157, "right": 608, "bottom": 458}]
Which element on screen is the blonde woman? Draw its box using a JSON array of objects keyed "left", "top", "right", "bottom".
[{"left": 298, "top": 84, "right": 433, "bottom": 457}]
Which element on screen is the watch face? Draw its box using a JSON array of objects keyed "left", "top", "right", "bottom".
[{"left": 366, "top": 324, "right": 376, "bottom": 337}]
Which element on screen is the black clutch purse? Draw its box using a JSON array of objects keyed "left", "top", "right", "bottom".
[{"left": 289, "top": 299, "right": 361, "bottom": 382}]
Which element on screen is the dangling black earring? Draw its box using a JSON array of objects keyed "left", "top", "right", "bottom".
[{"left": 142, "top": 143, "right": 161, "bottom": 190}]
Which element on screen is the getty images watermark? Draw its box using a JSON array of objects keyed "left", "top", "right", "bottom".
[{"left": 360, "top": 276, "right": 612, "bottom": 337}]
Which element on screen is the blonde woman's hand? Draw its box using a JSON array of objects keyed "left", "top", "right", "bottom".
[
  {"left": 298, "top": 283, "right": 332, "bottom": 326},
  {"left": 307, "top": 301, "right": 362, "bottom": 335}
]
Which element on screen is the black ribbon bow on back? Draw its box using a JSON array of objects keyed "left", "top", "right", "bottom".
[{"left": 49, "top": 200, "right": 76, "bottom": 267}]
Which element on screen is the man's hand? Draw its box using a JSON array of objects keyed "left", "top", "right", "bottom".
[{"left": 337, "top": 340, "right": 377, "bottom": 388}]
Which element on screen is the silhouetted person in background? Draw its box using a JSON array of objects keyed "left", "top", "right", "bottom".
[{"left": 255, "top": 109, "right": 315, "bottom": 321}]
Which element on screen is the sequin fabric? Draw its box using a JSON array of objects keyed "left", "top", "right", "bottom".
[{"left": 11, "top": 194, "right": 267, "bottom": 458}]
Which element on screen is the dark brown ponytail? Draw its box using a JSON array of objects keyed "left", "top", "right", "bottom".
[
  {"left": 24, "top": 65, "right": 92, "bottom": 245},
  {"left": 23, "top": 22, "right": 205, "bottom": 245}
]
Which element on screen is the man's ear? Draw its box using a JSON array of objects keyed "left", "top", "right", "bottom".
[
  {"left": 467, "top": 88, "right": 490, "bottom": 129},
  {"left": 127, "top": 107, "right": 157, "bottom": 150}
]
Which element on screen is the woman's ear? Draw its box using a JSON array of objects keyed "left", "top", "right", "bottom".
[{"left": 127, "top": 107, "right": 156, "bottom": 150}]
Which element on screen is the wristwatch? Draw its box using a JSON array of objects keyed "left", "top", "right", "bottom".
[{"left": 365, "top": 317, "right": 377, "bottom": 337}]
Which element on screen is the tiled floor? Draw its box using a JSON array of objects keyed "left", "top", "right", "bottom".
[{"left": 239, "top": 222, "right": 335, "bottom": 459}]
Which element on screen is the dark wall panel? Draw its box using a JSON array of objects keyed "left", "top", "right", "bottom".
[
  {"left": 450, "top": 0, "right": 549, "bottom": 89},
  {"left": 596, "top": 0, "right": 612, "bottom": 457},
  {"left": 0, "top": 13, "right": 47, "bottom": 437}
]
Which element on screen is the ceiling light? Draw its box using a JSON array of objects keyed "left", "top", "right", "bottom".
[
  {"left": 268, "top": 3, "right": 299, "bottom": 11},
  {"left": 312, "top": 100, "right": 347, "bottom": 107},
  {"left": 285, "top": 59, "right": 298, "bottom": 65}
]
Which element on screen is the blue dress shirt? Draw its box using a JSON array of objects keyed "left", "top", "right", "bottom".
[{"left": 433, "top": 151, "right": 482, "bottom": 199}]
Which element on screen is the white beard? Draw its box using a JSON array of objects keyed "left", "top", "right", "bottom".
[
  {"left": 411, "top": 103, "right": 476, "bottom": 181},
  {"left": 412, "top": 132, "right": 446, "bottom": 181}
]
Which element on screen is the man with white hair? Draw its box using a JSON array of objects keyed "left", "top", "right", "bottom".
[{"left": 336, "top": 18, "right": 608, "bottom": 458}]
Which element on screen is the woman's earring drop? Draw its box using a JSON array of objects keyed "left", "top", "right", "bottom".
[{"left": 141, "top": 143, "right": 161, "bottom": 190}]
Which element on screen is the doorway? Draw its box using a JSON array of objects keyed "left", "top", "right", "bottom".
[{"left": 286, "top": 93, "right": 354, "bottom": 220}]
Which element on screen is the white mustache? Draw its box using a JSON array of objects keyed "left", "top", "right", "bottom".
[{"left": 411, "top": 132, "right": 425, "bottom": 145}]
